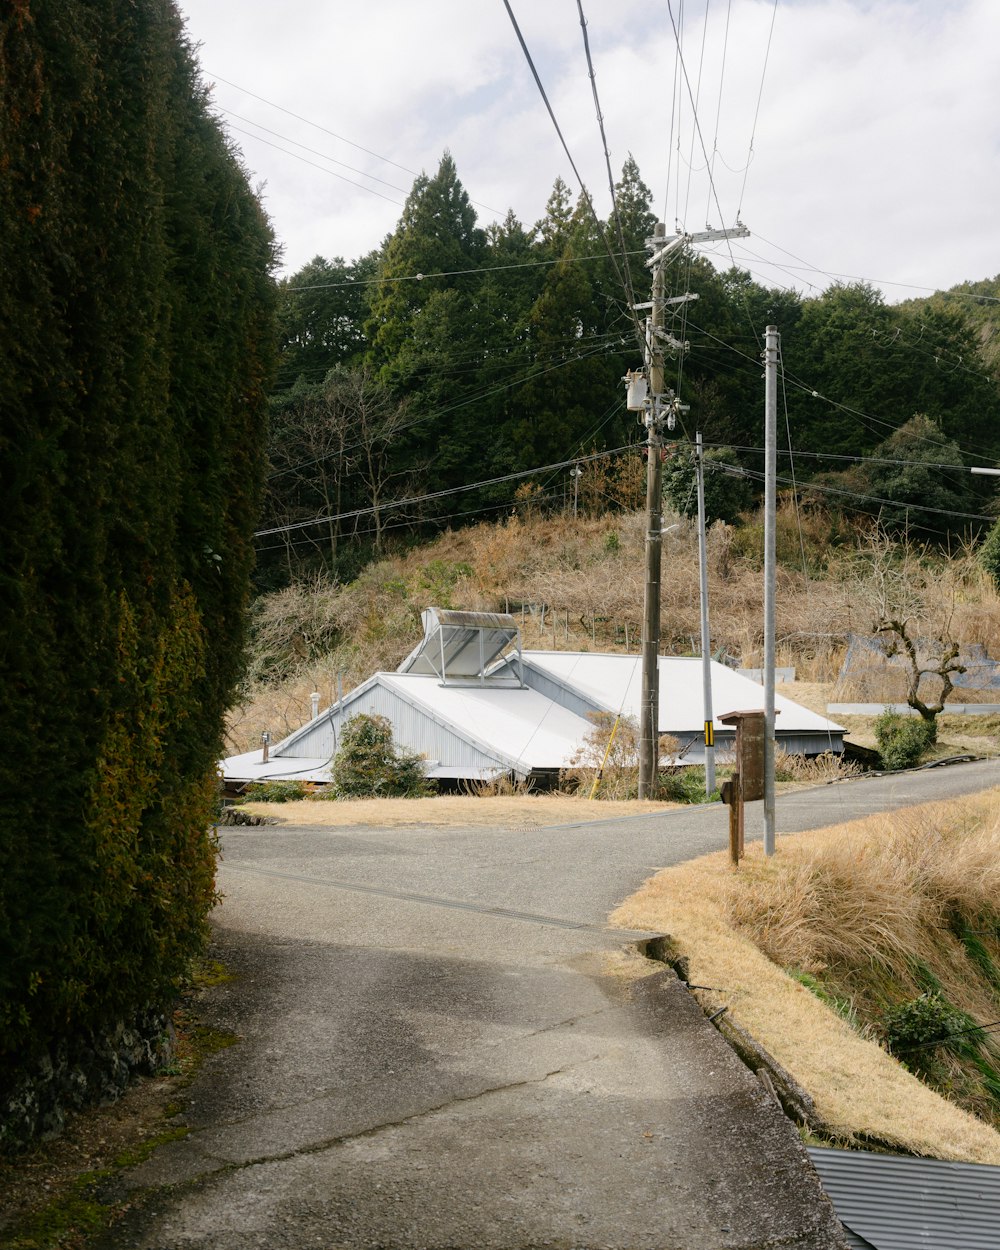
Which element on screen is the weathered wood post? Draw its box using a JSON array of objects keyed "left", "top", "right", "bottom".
[{"left": 719, "top": 709, "right": 777, "bottom": 866}]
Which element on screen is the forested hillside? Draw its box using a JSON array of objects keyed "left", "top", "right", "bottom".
[{"left": 261, "top": 152, "right": 1000, "bottom": 588}]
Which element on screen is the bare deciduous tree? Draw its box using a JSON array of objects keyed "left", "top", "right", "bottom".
[{"left": 853, "top": 528, "right": 969, "bottom": 739}]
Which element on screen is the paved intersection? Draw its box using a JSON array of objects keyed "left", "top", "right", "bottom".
[{"left": 100, "top": 760, "right": 996, "bottom": 1248}]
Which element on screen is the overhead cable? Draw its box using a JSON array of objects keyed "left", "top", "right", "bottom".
[
  {"left": 500, "top": 0, "right": 645, "bottom": 352},
  {"left": 256, "top": 444, "right": 638, "bottom": 539}
]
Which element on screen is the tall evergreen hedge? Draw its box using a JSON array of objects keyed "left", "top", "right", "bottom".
[{"left": 0, "top": 2, "right": 275, "bottom": 1086}]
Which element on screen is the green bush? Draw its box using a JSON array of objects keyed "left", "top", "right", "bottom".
[
  {"left": 244, "top": 780, "right": 310, "bottom": 804},
  {"left": 883, "top": 991, "right": 974, "bottom": 1070},
  {"left": 980, "top": 518, "right": 1000, "bottom": 593},
  {"left": 874, "top": 710, "right": 933, "bottom": 770},
  {"left": 330, "top": 714, "right": 433, "bottom": 798},
  {"left": 658, "top": 766, "right": 720, "bottom": 804}
]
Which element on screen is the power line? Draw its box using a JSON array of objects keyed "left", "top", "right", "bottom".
[
  {"left": 255, "top": 489, "right": 567, "bottom": 555},
  {"left": 283, "top": 248, "right": 649, "bottom": 291},
  {"left": 736, "top": 0, "right": 778, "bottom": 220},
  {"left": 705, "top": 443, "right": 991, "bottom": 475},
  {"left": 745, "top": 231, "right": 1000, "bottom": 304},
  {"left": 575, "top": 0, "right": 638, "bottom": 316},
  {"left": 206, "top": 71, "right": 420, "bottom": 177},
  {"left": 705, "top": 0, "right": 735, "bottom": 225},
  {"left": 255, "top": 444, "right": 638, "bottom": 539},
  {"left": 220, "top": 110, "right": 412, "bottom": 195},
  {"left": 706, "top": 459, "right": 995, "bottom": 525},
  {"left": 225, "top": 126, "right": 404, "bottom": 206},
  {"left": 206, "top": 72, "right": 504, "bottom": 216},
  {"left": 500, "top": 0, "right": 644, "bottom": 354},
  {"left": 267, "top": 336, "right": 629, "bottom": 480},
  {"left": 683, "top": 317, "right": 1000, "bottom": 463},
  {"left": 665, "top": 0, "right": 758, "bottom": 354}
]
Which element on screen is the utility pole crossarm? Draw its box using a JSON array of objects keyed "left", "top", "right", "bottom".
[
  {"left": 644, "top": 224, "right": 750, "bottom": 268},
  {"left": 632, "top": 293, "right": 699, "bottom": 311}
]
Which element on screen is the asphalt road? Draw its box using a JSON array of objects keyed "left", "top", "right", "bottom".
[{"left": 101, "top": 760, "right": 997, "bottom": 1249}]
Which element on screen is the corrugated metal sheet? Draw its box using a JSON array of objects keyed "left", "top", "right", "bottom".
[
  {"left": 239, "top": 670, "right": 595, "bottom": 782},
  {"left": 808, "top": 1147, "right": 1000, "bottom": 1250},
  {"left": 334, "top": 678, "right": 511, "bottom": 774},
  {"left": 221, "top": 646, "right": 846, "bottom": 785},
  {"left": 379, "top": 673, "right": 592, "bottom": 772},
  {"left": 492, "top": 655, "right": 603, "bottom": 720},
  {"left": 221, "top": 749, "right": 334, "bottom": 784},
  {"left": 520, "top": 652, "right": 844, "bottom": 748}
]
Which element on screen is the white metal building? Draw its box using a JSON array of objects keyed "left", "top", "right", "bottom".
[{"left": 221, "top": 607, "right": 844, "bottom": 787}]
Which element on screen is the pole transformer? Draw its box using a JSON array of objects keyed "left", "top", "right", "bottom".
[{"left": 627, "top": 222, "right": 750, "bottom": 801}]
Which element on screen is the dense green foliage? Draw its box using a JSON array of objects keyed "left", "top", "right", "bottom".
[
  {"left": 873, "top": 711, "right": 932, "bottom": 770},
  {"left": 0, "top": 1, "right": 275, "bottom": 1084},
  {"left": 330, "top": 714, "right": 433, "bottom": 798},
  {"left": 243, "top": 780, "right": 310, "bottom": 804},
  {"left": 979, "top": 518, "right": 1000, "bottom": 592},
  {"left": 263, "top": 149, "right": 1000, "bottom": 587},
  {"left": 663, "top": 443, "right": 753, "bottom": 525}
]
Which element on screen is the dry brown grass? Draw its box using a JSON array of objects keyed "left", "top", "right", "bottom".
[
  {"left": 239, "top": 793, "right": 679, "bottom": 828},
  {"left": 611, "top": 789, "right": 1000, "bottom": 1162},
  {"left": 230, "top": 506, "right": 1000, "bottom": 755}
]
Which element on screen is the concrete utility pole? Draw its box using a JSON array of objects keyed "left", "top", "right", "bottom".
[
  {"left": 629, "top": 222, "right": 750, "bottom": 799},
  {"left": 763, "top": 325, "right": 779, "bottom": 855},
  {"left": 570, "top": 464, "right": 583, "bottom": 518},
  {"left": 695, "top": 431, "right": 716, "bottom": 796}
]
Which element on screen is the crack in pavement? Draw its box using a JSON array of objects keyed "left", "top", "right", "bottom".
[
  {"left": 130, "top": 1051, "right": 607, "bottom": 1194},
  {"left": 167, "top": 1005, "right": 618, "bottom": 1140}
]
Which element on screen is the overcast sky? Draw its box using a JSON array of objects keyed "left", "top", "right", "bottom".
[{"left": 173, "top": 0, "right": 998, "bottom": 302}]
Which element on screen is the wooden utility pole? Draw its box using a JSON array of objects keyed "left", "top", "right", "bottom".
[
  {"left": 630, "top": 222, "right": 751, "bottom": 799},
  {"left": 638, "top": 224, "right": 668, "bottom": 798},
  {"left": 763, "top": 325, "right": 779, "bottom": 855}
]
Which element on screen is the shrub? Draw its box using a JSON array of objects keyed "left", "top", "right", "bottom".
[
  {"left": 882, "top": 991, "right": 979, "bottom": 1075},
  {"left": 561, "top": 713, "right": 640, "bottom": 799},
  {"left": 658, "top": 766, "right": 719, "bottom": 804},
  {"left": 243, "top": 780, "right": 310, "bottom": 803},
  {"left": 330, "top": 714, "right": 433, "bottom": 798},
  {"left": 980, "top": 518, "right": 1000, "bottom": 594},
  {"left": 874, "top": 710, "right": 933, "bottom": 770}
]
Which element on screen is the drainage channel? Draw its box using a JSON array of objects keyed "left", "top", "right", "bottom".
[
  {"left": 636, "top": 932, "right": 821, "bottom": 1131},
  {"left": 224, "top": 862, "right": 652, "bottom": 936}
]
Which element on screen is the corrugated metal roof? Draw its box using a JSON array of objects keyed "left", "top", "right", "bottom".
[
  {"left": 808, "top": 1147, "right": 1000, "bottom": 1250},
  {"left": 379, "top": 673, "right": 592, "bottom": 771},
  {"left": 397, "top": 607, "right": 520, "bottom": 680},
  {"left": 519, "top": 652, "right": 845, "bottom": 737},
  {"left": 220, "top": 646, "right": 845, "bottom": 785},
  {"left": 221, "top": 749, "right": 334, "bottom": 784}
]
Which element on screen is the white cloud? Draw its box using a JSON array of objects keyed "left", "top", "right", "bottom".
[{"left": 176, "top": 0, "right": 1000, "bottom": 299}]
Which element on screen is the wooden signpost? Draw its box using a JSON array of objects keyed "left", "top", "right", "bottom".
[{"left": 718, "top": 709, "right": 777, "bottom": 866}]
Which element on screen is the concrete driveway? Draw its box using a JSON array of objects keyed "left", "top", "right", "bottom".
[{"left": 101, "top": 760, "right": 996, "bottom": 1248}]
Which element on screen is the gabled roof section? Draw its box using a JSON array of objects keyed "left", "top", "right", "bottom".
[
  {"left": 397, "top": 607, "right": 523, "bottom": 685},
  {"left": 519, "top": 652, "right": 845, "bottom": 736}
]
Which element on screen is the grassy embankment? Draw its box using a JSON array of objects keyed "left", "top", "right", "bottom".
[{"left": 612, "top": 788, "right": 1000, "bottom": 1163}]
